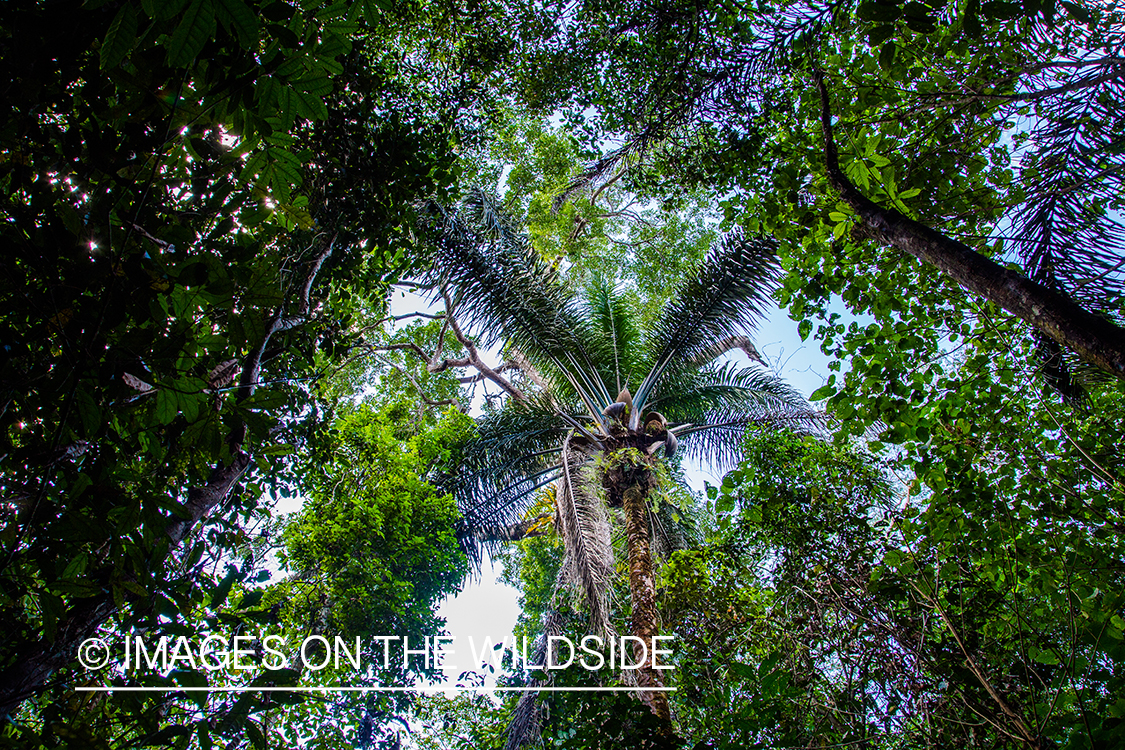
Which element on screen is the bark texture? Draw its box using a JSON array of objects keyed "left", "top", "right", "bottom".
[{"left": 622, "top": 481, "right": 671, "bottom": 724}]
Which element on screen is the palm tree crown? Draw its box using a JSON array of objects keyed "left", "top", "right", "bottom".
[{"left": 423, "top": 191, "right": 816, "bottom": 731}]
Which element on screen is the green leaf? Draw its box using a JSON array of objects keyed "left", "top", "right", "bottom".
[
  {"left": 856, "top": 2, "right": 903, "bottom": 21},
  {"left": 100, "top": 3, "right": 138, "bottom": 69},
  {"left": 361, "top": 0, "right": 385, "bottom": 25},
  {"left": 294, "top": 73, "right": 333, "bottom": 97},
  {"left": 981, "top": 0, "right": 1021, "bottom": 17},
  {"left": 964, "top": 0, "right": 983, "bottom": 36},
  {"left": 122, "top": 581, "right": 149, "bottom": 597},
  {"left": 209, "top": 566, "right": 240, "bottom": 609},
  {"left": 237, "top": 589, "right": 265, "bottom": 609},
  {"left": 147, "top": 0, "right": 190, "bottom": 19},
  {"left": 196, "top": 719, "right": 214, "bottom": 750},
  {"left": 71, "top": 473, "right": 93, "bottom": 499},
  {"left": 155, "top": 389, "right": 179, "bottom": 425},
  {"left": 166, "top": 0, "right": 217, "bottom": 67},
  {"left": 40, "top": 592, "right": 65, "bottom": 642},
  {"left": 270, "top": 148, "right": 304, "bottom": 189},
  {"left": 277, "top": 201, "right": 315, "bottom": 229},
  {"left": 216, "top": 0, "right": 259, "bottom": 48},
  {"left": 878, "top": 42, "right": 896, "bottom": 70},
  {"left": 810, "top": 385, "right": 836, "bottom": 401},
  {"left": 76, "top": 388, "right": 102, "bottom": 437},
  {"left": 867, "top": 24, "right": 897, "bottom": 45},
  {"left": 246, "top": 721, "right": 266, "bottom": 750},
  {"left": 904, "top": 15, "right": 936, "bottom": 31},
  {"left": 1059, "top": 0, "right": 1090, "bottom": 21},
  {"left": 62, "top": 552, "right": 89, "bottom": 580},
  {"left": 798, "top": 319, "right": 813, "bottom": 340},
  {"left": 138, "top": 726, "right": 193, "bottom": 747},
  {"left": 287, "top": 87, "right": 330, "bottom": 121},
  {"left": 716, "top": 492, "right": 735, "bottom": 513},
  {"left": 178, "top": 391, "right": 204, "bottom": 423}
]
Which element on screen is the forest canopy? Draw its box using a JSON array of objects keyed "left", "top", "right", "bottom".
[{"left": 0, "top": 0, "right": 1122, "bottom": 749}]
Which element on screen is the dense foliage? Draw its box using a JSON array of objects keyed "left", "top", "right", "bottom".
[
  {"left": 1, "top": 0, "right": 1122, "bottom": 748},
  {"left": 0, "top": 0, "right": 493, "bottom": 745}
]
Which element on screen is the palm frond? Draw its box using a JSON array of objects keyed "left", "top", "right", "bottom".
[
  {"left": 503, "top": 609, "right": 567, "bottom": 750},
  {"left": 422, "top": 198, "right": 574, "bottom": 354},
  {"left": 1006, "top": 62, "right": 1125, "bottom": 312},
  {"left": 555, "top": 439, "right": 616, "bottom": 640},
  {"left": 678, "top": 411, "right": 825, "bottom": 470},
  {"left": 660, "top": 363, "right": 821, "bottom": 469},
  {"left": 633, "top": 232, "right": 781, "bottom": 423},
  {"left": 454, "top": 465, "right": 563, "bottom": 569},
  {"left": 463, "top": 187, "right": 531, "bottom": 251},
  {"left": 421, "top": 198, "right": 609, "bottom": 414},
  {"left": 449, "top": 395, "right": 570, "bottom": 566},
  {"left": 467, "top": 395, "right": 571, "bottom": 462},
  {"left": 648, "top": 362, "right": 807, "bottom": 425},
  {"left": 578, "top": 277, "right": 645, "bottom": 397}
]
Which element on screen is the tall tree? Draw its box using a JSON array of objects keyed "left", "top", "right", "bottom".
[
  {"left": 513, "top": 0, "right": 1125, "bottom": 382},
  {"left": 418, "top": 192, "right": 816, "bottom": 738},
  {"left": 0, "top": 0, "right": 497, "bottom": 732}
]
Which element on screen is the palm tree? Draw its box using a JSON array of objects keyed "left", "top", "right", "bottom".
[{"left": 423, "top": 192, "right": 816, "bottom": 736}]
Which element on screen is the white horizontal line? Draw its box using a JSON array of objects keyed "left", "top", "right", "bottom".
[{"left": 76, "top": 686, "right": 675, "bottom": 693}]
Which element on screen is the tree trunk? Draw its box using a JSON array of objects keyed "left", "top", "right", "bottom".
[
  {"left": 813, "top": 68, "right": 1125, "bottom": 379},
  {"left": 0, "top": 240, "right": 334, "bottom": 715},
  {"left": 621, "top": 481, "right": 671, "bottom": 724}
]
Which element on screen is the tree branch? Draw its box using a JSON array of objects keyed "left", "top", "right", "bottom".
[
  {"left": 441, "top": 287, "right": 528, "bottom": 402},
  {"left": 812, "top": 66, "right": 1125, "bottom": 379},
  {"left": 458, "top": 361, "right": 519, "bottom": 384},
  {"left": 238, "top": 235, "right": 337, "bottom": 403},
  {"left": 925, "top": 66, "right": 1123, "bottom": 105},
  {"left": 506, "top": 347, "right": 552, "bottom": 392},
  {"left": 372, "top": 354, "right": 462, "bottom": 413}
]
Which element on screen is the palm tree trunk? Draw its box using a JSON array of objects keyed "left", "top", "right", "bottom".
[{"left": 621, "top": 481, "right": 671, "bottom": 724}]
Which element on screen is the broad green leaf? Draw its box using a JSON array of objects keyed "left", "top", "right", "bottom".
[
  {"left": 981, "top": 0, "right": 1022, "bottom": 17},
  {"left": 361, "top": 0, "right": 385, "bottom": 25},
  {"left": 166, "top": 0, "right": 217, "bottom": 67},
  {"left": 216, "top": 0, "right": 259, "bottom": 48},
  {"left": 856, "top": 2, "right": 903, "bottom": 21},
  {"left": 155, "top": 388, "right": 179, "bottom": 425},
  {"left": 76, "top": 387, "right": 101, "bottom": 437},
  {"left": 100, "top": 2, "right": 138, "bottom": 69},
  {"left": 294, "top": 73, "right": 333, "bottom": 97},
  {"left": 146, "top": 0, "right": 189, "bottom": 19},
  {"left": 878, "top": 41, "right": 895, "bottom": 70},
  {"left": 1059, "top": 0, "right": 1091, "bottom": 22},
  {"left": 810, "top": 385, "right": 836, "bottom": 401}
]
